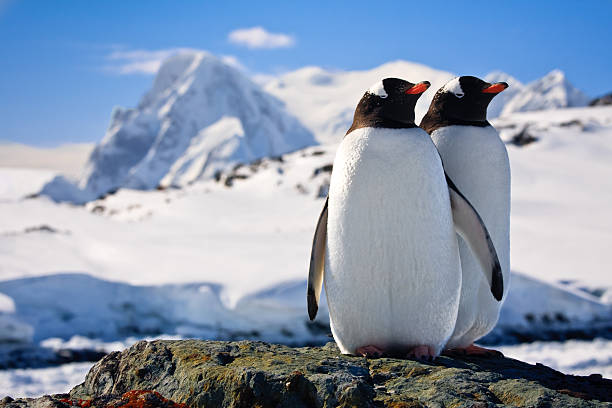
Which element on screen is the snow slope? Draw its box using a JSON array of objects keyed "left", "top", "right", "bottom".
[
  {"left": 0, "top": 169, "right": 57, "bottom": 202},
  {"left": 263, "top": 64, "right": 590, "bottom": 142},
  {"left": 1, "top": 106, "right": 612, "bottom": 348},
  {"left": 495, "top": 106, "right": 612, "bottom": 291},
  {"left": 264, "top": 61, "right": 455, "bottom": 144},
  {"left": 500, "top": 339, "right": 612, "bottom": 378},
  {"left": 0, "top": 362, "right": 92, "bottom": 398},
  {"left": 41, "top": 51, "right": 314, "bottom": 203}
]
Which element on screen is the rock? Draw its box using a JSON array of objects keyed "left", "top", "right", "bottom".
[
  {"left": 508, "top": 126, "right": 539, "bottom": 147},
  {"left": 589, "top": 92, "right": 612, "bottom": 107},
  {"left": 2, "top": 340, "right": 611, "bottom": 407},
  {"left": 0, "top": 343, "right": 107, "bottom": 370}
]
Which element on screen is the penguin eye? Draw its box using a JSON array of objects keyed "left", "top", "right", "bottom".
[{"left": 455, "top": 92, "right": 464, "bottom": 98}]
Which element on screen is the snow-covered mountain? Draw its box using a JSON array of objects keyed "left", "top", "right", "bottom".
[
  {"left": 41, "top": 51, "right": 314, "bottom": 203},
  {"left": 263, "top": 65, "right": 590, "bottom": 141},
  {"left": 500, "top": 69, "right": 589, "bottom": 116},
  {"left": 264, "top": 61, "right": 455, "bottom": 144},
  {"left": 38, "top": 53, "right": 592, "bottom": 203}
]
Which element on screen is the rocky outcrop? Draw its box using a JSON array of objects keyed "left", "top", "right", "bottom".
[
  {"left": 3, "top": 340, "right": 611, "bottom": 407},
  {"left": 590, "top": 93, "right": 612, "bottom": 107}
]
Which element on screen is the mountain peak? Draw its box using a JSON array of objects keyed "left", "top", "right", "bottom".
[
  {"left": 140, "top": 51, "right": 210, "bottom": 108},
  {"left": 41, "top": 51, "right": 314, "bottom": 203},
  {"left": 544, "top": 68, "right": 565, "bottom": 80},
  {"left": 500, "top": 69, "right": 589, "bottom": 117}
]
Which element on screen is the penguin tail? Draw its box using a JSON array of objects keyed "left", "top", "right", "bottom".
[{"left": 307, "top": 287, "right": 318, "bottom": 321}]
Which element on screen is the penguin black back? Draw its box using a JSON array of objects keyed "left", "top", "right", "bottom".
[
  {"left": 420, "top": 76, "right": 508, "bottom": 135},
  {"left": 347, "top": 78, "right": 430, "bottom": 135}
]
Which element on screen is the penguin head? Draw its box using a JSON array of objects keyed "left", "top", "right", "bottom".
[
  {"left": 354, "top": 78, "right": 431, "bottom": 127},
  {"left": 431, "top": 76, "right": 508, "bottom": 122}
]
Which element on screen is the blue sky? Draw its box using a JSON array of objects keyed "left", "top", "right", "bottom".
[{"left": 1, "top": 0, "right": 611, "bottom": 146}]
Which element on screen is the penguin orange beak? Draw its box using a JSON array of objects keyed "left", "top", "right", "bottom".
[
  {"left": 482, "top": 82, "right": 509, "bottom": 94},
  {"left": 405, "top": 81, "right": 431, "bottom": 94}
]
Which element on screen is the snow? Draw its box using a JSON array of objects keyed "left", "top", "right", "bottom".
[
  {"left": 0, "top": 293, "right": 15, "bottom": 313},
  {"left": 495, "top": 106, "right": 612, "bottom": 290},
  {"left": 39, "top": 334, "right": 182, "bottom": 354},
  {"left": 34, "top": 61, "right": 591, "bottom": 203},
  {"left": 0, "top": 314, "right": 33, "bottom": 344},
  {"left": 40, "top": 51, "right": 314, "bottom": 203},
  {"left": 1, "top": 105, "right": 611, "bottom": 346},
  {"left": 264, "top": 62, "right": 456, "bottom": 144},
  {"left": 161, "top": 116, "right": 249, "bottom": 186},
  {"left": 0, "top": 169, "right": 57, "bottom": 202},
  {"left": 263, "top": 64, "right": 589, "bottom": 144},
  {"left": 490, "top": 273, "right": 610, "bottom": 342},
  {"left": 0, "top": 362, "right": 92, "bottom": 398},
  {"left": 0, "top": 289, "right": 33, "bottom": 344},
  {"left": 500, "top": 70, "right": 589, "bottom": 116},
  {"left": 499, "top": 339, "right": 612, "bottom": 378}
]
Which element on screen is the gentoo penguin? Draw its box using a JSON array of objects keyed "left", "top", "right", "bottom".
[
  {"left": 420, "top": 76, "right": 510, "bottom": 355},
  {"left": 307, "top": 78, "right": 503, "bottom": 360}
]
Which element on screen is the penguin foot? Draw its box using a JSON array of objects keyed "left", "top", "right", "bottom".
[
  {"left": 444, "top": 344, "right": 503, "bottom": 358},
  {"left": 406, "top": 345, "right": 436, "bottom": 362},
  {"left": 356, "top": 345, "right": 385, "bottom": 358}
]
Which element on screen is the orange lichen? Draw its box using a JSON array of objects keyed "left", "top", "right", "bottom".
[{"left": 106, "top": 390, "right": 188, "bottom": 408}]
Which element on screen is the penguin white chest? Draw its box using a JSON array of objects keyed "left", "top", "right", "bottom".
[
  {"left": 325, "top": 127, "right": 461, "bottom": 355},
  {"left": 430, "top": 125, "right": 511, "bottom": 347}
]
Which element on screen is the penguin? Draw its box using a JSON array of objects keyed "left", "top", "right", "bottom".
[
  {"left": 420, "top": 76, "right": 511, "bottom": 355},
  {"left": 307, "top": 78, "right": 503, "bottom": 360}
]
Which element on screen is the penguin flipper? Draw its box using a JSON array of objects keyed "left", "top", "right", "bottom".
[
  {"left": 307, "top": 197, "right": 328, "bottom": 320},
  {"left": 446, "top": 174, "right": 504, "bottom": 301}
]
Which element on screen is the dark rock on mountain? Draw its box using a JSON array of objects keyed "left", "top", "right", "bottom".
[
  {"left": 3, "top": 340, "right": 611, "bottom": 407},
  {"left": 589, "top": 92, "right": 612, "bottom": 107},
  {"left": 508, "top": 126, "right": 539, "bottom": 147}
]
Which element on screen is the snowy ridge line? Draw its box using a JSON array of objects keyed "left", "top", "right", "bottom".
[
  {"left": 36, "top": 52, "right": 594, "bottom": 205},
  {"left": 0, "top": 273, "right": 329, "bottom": 346},
  {"left": 0, "top": 272, "right": 610, "bottom": 351},
  {"left": 264, "top": 63, "right": 591, "bottom": 145}
]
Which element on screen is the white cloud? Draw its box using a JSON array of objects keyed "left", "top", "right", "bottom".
[
  {"left": 105, "top": 47, "right": 196, "bottom": 75},
  {"left": 228, "top": 26, "right": 295, "bottom": 49},
  {"left": 103, "top": 47, "right": 249, "bottom": 77}
]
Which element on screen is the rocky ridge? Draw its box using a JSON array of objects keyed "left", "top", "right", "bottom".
[{"left": 2, "top": 340, "right": 611, "bottom": 407}]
